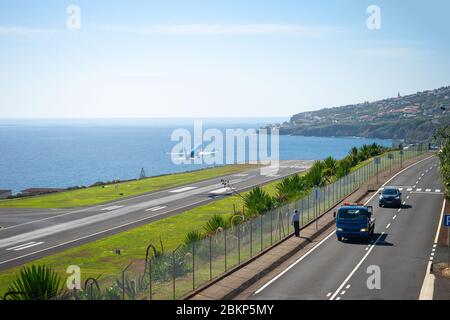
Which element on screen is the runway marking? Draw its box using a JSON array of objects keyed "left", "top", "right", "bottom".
[
  {"left": 101, "top": 205, "right": 124, "bottom": 211},
  {"left": 145, "top": 206, "right": 167, "bottom": 212},
  {"left": 169, "top": 187, "right": 197, "bottom": 193},
  {"left": 6, "top": 242, "right": 36, "bottom": 251},
  {"left": 209, "top": 188, "right": 233, "bottom": 195},
  {"left": 7, "top": 242, "right": 44, "bottom": 251}
]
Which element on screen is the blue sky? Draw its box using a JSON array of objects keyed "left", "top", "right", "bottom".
[{"left": 0, "top": 0, "right": 449, "bottom": 118}]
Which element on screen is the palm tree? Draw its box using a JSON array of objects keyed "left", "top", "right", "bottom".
[
  {"left": 5, "top": 265, "right": 63, "bottom": 300},
  {"left": 349, "top": 147, "right": 359, "bottom": 166},
  {"left": 244, "top": 186, "right": 274, "bottom": 217},
  {"left": 304, "top": 161, "right": 324, "bottom": 187}
]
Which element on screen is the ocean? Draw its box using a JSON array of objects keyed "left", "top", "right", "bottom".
[{"left": 0, "top": 119, "right": 392, "bottom": 194}]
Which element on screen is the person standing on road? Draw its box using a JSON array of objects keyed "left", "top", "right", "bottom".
[{"left": 292, "top": 209, "right": 300, "bottom": 237}]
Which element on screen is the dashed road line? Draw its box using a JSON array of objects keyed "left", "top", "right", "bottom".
[{"left": 386, "top": 223, "right": 391, "bottom": 229}]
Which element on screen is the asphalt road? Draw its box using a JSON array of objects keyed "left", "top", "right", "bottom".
[
  {"left": 251, "top": 156, "right": 444, "bottom": 300},
  {"left": 0, "top": 160, "right": 314, "bottom": 270}
]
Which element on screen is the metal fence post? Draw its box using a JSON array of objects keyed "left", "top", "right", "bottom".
[
  {"left": 260, "top": 214, "right": 263, "bottom": 252},
  {"left": 209, "top": 236, "right": 212, "bottom": 281},
  {"left": 270, "top": 210, "right": 273, "bottom": 245},
  {"left": 250, "top": 220, "right": 253, "bottom": 258},
  {"left": 192, "top": 242, "right": 195, "bottom": 290},
  {"left": 149, "top": 259, "right": 152, "bottom": 300},
  {"left": 238, "top": 225, "right": 241, "bottom": 264},
  {"left": 224, "top": 229, "right": 227, "bottom": 271},
  {"left": 172, "top": 251, "right": 176, "bottom": 300}
]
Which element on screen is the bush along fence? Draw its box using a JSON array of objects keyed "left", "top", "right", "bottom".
[
  {"left": 2, "top": 144, "right": 429, "bottom": 300},
  {"left": 115, "top": 144, "right": 428, "bottom": 300}
]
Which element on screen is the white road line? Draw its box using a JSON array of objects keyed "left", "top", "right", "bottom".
[
  {"left": 435, "top": 189, "right": 441, "bottom": 193},
  {"left": 397, "top": 208, "right": 402, "bottom": 212},
  {"left": 393, "top": 215, "right": 397, "bottom": 220},
  {"left": 169, "top": 187, "right": 197, "bottom": 193},
  {"left": 254, "top": 155, "right": 436, "bottom": 298},
  {"left": 425, "top": 189, "right": 431, "bottom": 192},
  {"left": 407, "top": 188, "right": 412, "bottom": 192},
  {"left": 14, "top": 242, "right": 44, "bottom": 251},
  {"left": 416, "top": 181, "right": 419, "bottom": 184},
  {"left": 345, "top": 285, "right": 351, "bottom": 289},
  {"left": 329, "top": 232, "right": 386, "bottom": 300},
  {"left": 326, "top": 292, "right": 332, "bottom": 297},
  {"left": 416, "top": 188, "right": 422, "bottom": 192},
  {"left": 398, "top": 188, "right": 403, "bottom": 191},
  {"left": 341, "top": 290, "right": 346, "bottom": 295},
  {"left": 386, "top": 223, "right": 391, "bottom": 229},
  {"left": 254, "top": 230, "right": 337, "bottom": 295},
  {"left": 419, "top": 199, "right": 446, "bottom": 300},
  {"left": 336, "top": 297, "right": 341, "bottom": 301}
]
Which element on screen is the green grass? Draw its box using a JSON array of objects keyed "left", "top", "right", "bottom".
[
  {"left": 0, "top": 164, "right": 257, "bottom": 209},
  {"left": 0, "top": 178, "right": 282, "bottom": 296}
]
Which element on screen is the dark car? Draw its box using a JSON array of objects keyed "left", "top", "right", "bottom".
[{"left": 379, "top": 187, "right": 402, "bottom": 208}]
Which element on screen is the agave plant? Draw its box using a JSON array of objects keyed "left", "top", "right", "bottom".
[
  {"left": 203, "top": 214, "right": 229, "bottom": 235},
  {"left": 184, "top": 230, "right": 204, "bottom": 246},
  {"left": 5, "top": 265, "right": 63, "bottom": 300}
]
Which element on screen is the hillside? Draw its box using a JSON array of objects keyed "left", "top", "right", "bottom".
[{"left": 272, "top": 86, "right": 450, "bottom": 141}]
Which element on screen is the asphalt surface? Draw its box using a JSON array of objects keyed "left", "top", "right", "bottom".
[
  {"left": 251, "top": 156, "right": 444, "bottom": 300},
  {"left": 0, "top": 160, "right": 313, "bottom": 270}
]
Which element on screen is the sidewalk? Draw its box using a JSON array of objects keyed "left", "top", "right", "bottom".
[{"left": 188, "top": 153, "right": 433, "bottom": 300}]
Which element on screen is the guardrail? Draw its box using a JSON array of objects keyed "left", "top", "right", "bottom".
[{"left": 83, "top": 145, "right": 430, "bottom": 300}]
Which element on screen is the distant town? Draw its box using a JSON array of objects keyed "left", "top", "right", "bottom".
[{"left": 267, "top": 86, "right": 450, "bottom": 141}]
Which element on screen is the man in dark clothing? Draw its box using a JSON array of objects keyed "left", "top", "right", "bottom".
[{"left": 292, "top": 209, "right": 300, "bottom": 237}]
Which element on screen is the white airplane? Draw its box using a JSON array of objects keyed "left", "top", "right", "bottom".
[{"left": 170, "top": 143, "right": 216, "bottom": 161}]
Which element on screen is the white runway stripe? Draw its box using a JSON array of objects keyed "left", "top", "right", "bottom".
[
  {"left": 101, "top": 205, "right": 124, "bottom": 211},
  {"left": 170, "top": 187, "right": 196, "bottom": 193},
  {"left": 145, "top": 206, "right": 167, "bottom": 212},
  {"left": 6, "top": 242, "right": 36, "bottom": 251},
  {"left": 7, "top": 242, "right": 44, "bottom": 251}
]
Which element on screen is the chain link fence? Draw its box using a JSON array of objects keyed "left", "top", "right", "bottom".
[{"left": 83, "top": 145, "right": 428, "bottom": 300}]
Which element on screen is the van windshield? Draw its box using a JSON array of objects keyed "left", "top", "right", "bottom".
[{"left": 338, "top": 209, "right": 368, "bottom": 220}]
